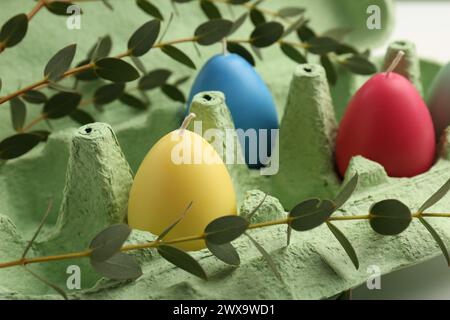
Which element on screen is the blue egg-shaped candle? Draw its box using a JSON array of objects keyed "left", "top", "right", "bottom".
[{"left": 187, "top": 53, "right": 279, "bottom": 169}]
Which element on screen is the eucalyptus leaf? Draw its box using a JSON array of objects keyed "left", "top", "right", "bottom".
[
  {"left": 194, "top": 19, "right": 233, "bottom": 46},
  {"left": 250, "top": 22, "right": 284, "bottom": 48},
  {"left": 158, "top": 245, "right": 207, "bottom": 280},
  {"left": 136, "top": 0, "right": 164, "bottom": 20},
  {"left": 334, "top": 174, "right": 358, "bottom": 210},
  {"left": 131, "top": 56, "right": 147, "bottom": 74},
  {"left": 200, "top": 0, "right": 221, "bottom": 19},
  {"left": 227, "top": 42, "right": 255, "bottom": 66},
  {"left": 280, "top": 43, "right": 306, "bottom": 64},
  {"left": 119, "top": 93, "right": 147, "bottom": 110},
  {"left": 250, "top": 45, "right": 262, "bottom": 60},
  {"left": 286, "top": 225, "right": 292, "bottom": 246},
  {"left": 94, "top": 58, "right": 140, "bottom": 82},
  {"left": 157, "top": 201, "right": 193, "bottom": 241},
  {"left": 43, "top": 92, "right": 82, "bottom": 119},
  {"left": 173, "top": 75, "right": 190, "bottom": 86},
  {"left": 90, "top": 224, "right": 131, "bottom": 262},
  {"left": 335, "top": 44, "right": 359, "bottom": 55},
  {"left": 204, "top": 215, "right": 249, "bottom": 245},
  {"left": 341, "top": 56, "right": 377, "bottom": 75},
  {"left": 228, "top": 12, "right": 248, "bottom": 36},
  {"left": 0, "top": 133, "right": 42, "bottom": 160},
  {"left": 321, "top": 55, "right": 337, "bottom": 85},
  {"left": 88, "top": 35, "right": 112, "bottom": 62},
  {"left": 44, "top": 44, "right": 77, "bottom": 81},
  {"left": 30, "top": 130, "right": 50, "bottom": 141},
  {"left": 91, "top": 252, "right": 143, "bottom": 280},
  {"left": 282, "top": 16, "right": 306, "bottom": 38},
  {"left": 278, "top": 7, "right": 305, "bottom": 18},
  {"left": 10, "top": 97, "right": 26, "bottom": 131},
  {"left": 161, "top": 84, "right": 186, "bottom": 103},
  {"left": 0, "top": 13, "right": 28, "bottom": 48},
  {"left": 322, "top": 27, "right": 353, "bottom": 42},
  {"left": 94, "top": 83, "right": 125, "bottom": 106},
  {"left": 245, "top": 233, "right": 282, "bottom": 281},
  {"left": 229, "top": 0, "right": 251, "bottom": 3},
  {"left": 289, "top": 199, "right": 335, "bottom": 231},
  {"left": 128, "top": 19, "right": 161, "bottom": 57},
  {"left": 306, "top": 37, "right": 341, "bottom": 55},
  {"left": 46, "top": 1, "right": 76, "bottom": 15},
  {"left": 139, "top": 69, "right": 172, "bottom": 90},
  {"left": 249, "top": 9, "right": 265, "bottom": 26},
  {"left": 70, "top": 109, "right": 95, "bottom": 125},
  {"left": 297, "top": 24, "right": 316, "bottom": 42},
  {"left": 246, "top": 194, "right": 267, "bottom": 221},
  {"left": 419, "top": 218, "right": 450, "bottom": 266},
  {"left": 101, "top": 0, "right": 113, "bottom": 10},
  {"left": 418, "top": 178, "right": 450, "bottom": 213},
  {"left": 22, "top": 90, "right": 47, "bottom": 104},
  {"left": 327, "top": 222, "right": 359, "bottom": 269},
  {"left": 369, "top": 199, "right": 412, "bottom": 235},
  {"left": 206, "top": 241, "right": 240, "bottom": 266},
  {"left": 161, "top": 45, "right": 196, "bottom": 69}
]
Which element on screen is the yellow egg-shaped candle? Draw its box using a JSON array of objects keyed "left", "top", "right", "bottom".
[{"left": 128, "top": 114, "right": 237, "bottom": 251}]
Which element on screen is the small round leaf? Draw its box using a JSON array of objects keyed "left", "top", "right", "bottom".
[
  {"left": 91, "top": 252, "right": 142, "bottom": 280},
  {"left": 136, "top": 0, "right": 164, "bottom": 20},
  {"left": 44, "top": 44, "right": 77, "bottom": 81},
  {"left": 161, "top": 45, "right": 196, "bottom": 69},
  {"left": 22, "top": 90, "right": 47, "bottom": 104},
  {"left": 43, "top": 92, "right": 82, "bottom": 119},
  {"left": 161, "top": 84, "right": 186, "bottom": 103},
  {"left": 194, "top": 19, "right": 233, "bottom": 46},
  {"left": 90, "top": 224, "right": 131, "bottom": 262},
  {"left": 94, "top": 83, "right": 125, "bottom": 106},
  {"left": 158, "top": 245, "right": 207, "bottom": 280},
  {"left": 0, "top": 133, "right": 42, "bottom": 160},
  {"left": 46, "top": 1, "right": 76, "bottom": 15},
  {"left": 138, "top": 69, "right": 172, "bottom": 90},
  {"left": 0, "top": 13, "right": 28, "bottom": 48},
  {"left": 206, "top": 241, "right": 240, "bottom": 266},
  {"left": 280, "top": 43, "right": 306, "bottom": 64},
  {"left": 128, "top": 19, "right": 161, "bottom": 57},
  {"left": 250, "top": 22, "right": 284, "bottom": 48},
  {"left": 306, "top": 37, "right": 341, "bottom": 55},
  {"left": 369, "top": 199, "right": 412, "bottom": 236},
  {"left": 289, "top": 199, "right": 335, "bottom": 231},
  {"left": 204, "top": 215, "right": 249, "bottom": 245},
  {"left": 119, "top": 93, "right": 147, "bottom": 110},
  {"left": 70, "top": 109, "right": 95, "bottom": 125},
  {"left": 341, "top": 56, "right": 377, "bottom": 75},
  {"left": 94, "top": 58, "right": 140, "bottom": 82},
  {"left": 227, "top": 42, "right": 255, "bottom": 66}
]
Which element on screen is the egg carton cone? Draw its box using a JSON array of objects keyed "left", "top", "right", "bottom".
[{"left": 1, "top": 0, "right": 449, "bottom": 300}]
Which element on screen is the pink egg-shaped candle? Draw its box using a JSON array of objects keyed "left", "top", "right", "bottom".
[{"left": 336, "top": 51, "right": 436, "bottom": 177}]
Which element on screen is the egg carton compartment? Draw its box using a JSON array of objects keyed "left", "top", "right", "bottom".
[{"left": 1, "top": 0, "right": 449, "bottom": 300}]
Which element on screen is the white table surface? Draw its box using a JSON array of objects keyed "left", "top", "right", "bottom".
[{"left": 354, "top": 0, "right": 450, "bottom": 300}]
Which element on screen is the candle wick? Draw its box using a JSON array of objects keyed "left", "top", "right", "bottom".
[
  {"left": 179, "top": 113, "right": 196, "bottom": 135},
  {"left": 386, "top": 50, "right": 405, "bottom": 78},
  {"left": 222, "top": 38, "right": 229, "bottom": 56}
]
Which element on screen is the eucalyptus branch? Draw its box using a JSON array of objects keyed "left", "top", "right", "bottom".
[
  {"left": 0, "top": 34, "right": 285, "bottom": 107},
  {"left": 0, "top": 210, "right": 447, "bottom": 269},
  {"left": 1, "top": 174, "right": 450, "bottom": 288}
]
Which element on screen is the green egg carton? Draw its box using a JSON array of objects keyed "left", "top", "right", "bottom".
[{"left": 1, "top": 0, "right": 449, "bottom": 300}]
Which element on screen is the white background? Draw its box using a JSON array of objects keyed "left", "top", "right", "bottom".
[{"left": 355, "top": 0, "right": 450, "bottom": 300}]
